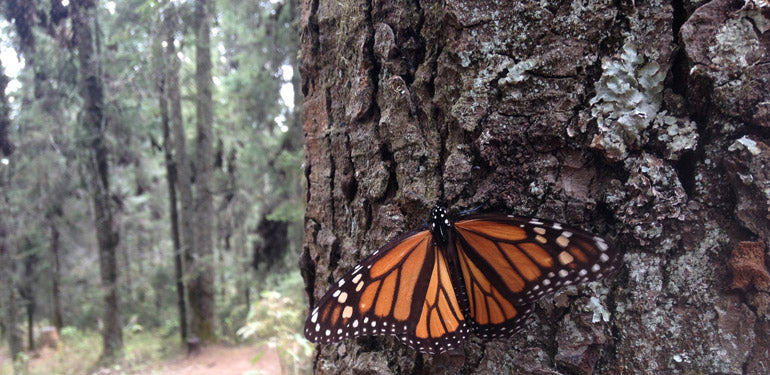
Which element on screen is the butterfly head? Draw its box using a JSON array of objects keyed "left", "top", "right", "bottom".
[{"left": 429, "top": 204, "right": 452, "bottom": 246}]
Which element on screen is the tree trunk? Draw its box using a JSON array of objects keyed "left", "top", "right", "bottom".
[
  {"left": 0, "top": 234, "right": 23, "bottom": 372},
  {"left": 154, "top": 9, "right": 188, "bottom": 343},
  {"left": 164, "top": 2, "right": 197, "bottom": 345},
  {"left": 1, "top": 183, "right": 23, "bottom": 371},
  {"left": 71, "top": 0, "right": 123, "bottom": 361},
  {"left": 21, "top": 251, "right": 37, "bottom": 351},
  {"left": 0, "top": 59, "right": 22, "bottom": 368},
  {"left": 50, "top": 221, "right": 63, "bottom": 331},
  {"left": 189, "top": 0, "right": 217, "bottom": 344},
  {"left": 0, "top": 58, "right": 13, "bottom": 157},
  {"left": 300, "top": 1, "right": 770, "bottom": 374}
]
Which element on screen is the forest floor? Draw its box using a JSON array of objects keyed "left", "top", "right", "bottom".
[
  {"left": 147, "top": 345, "right": 281, "bottom": 375},
  {"left": 0, "top": 344, "right": 282, "bottom": 375}
]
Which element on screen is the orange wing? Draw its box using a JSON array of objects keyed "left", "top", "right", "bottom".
[
  {"left": 304, "top": 230, "right": 469, "bottom": 354},
  {"left": 453, "top": 215, "right": 619, "bottom": 337}
]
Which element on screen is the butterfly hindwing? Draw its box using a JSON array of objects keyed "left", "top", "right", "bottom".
[
  {"left": 304, "top": 230, "right": 470, "bottom": 354},
  {"left": 453, "top": 214, "right": 619, "bottom": 332},
  {"left": 453, "top": 237, "right": 535, "bottom": 339}
]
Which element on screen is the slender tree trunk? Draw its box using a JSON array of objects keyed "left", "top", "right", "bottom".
[
  {"left": 300, "top": 1, "right": 770, "bottom": 373},
  {"left": 0, "top": 60, "right": 21, "bottom": 368},
  {"left": 0, "top": 52, "right": 22, "bottom": 375},
  {"left": 0, "top": 61, "right": 13, "bottom": 157},
  {"left": 189, "top": 0, "right": 216, "bottom": 343},
  {"left": 1, "top": 182, "right": 23, "bottom": 371},
  {"left": 164, "top": 3, "right": 197, "bottom": 345},
  {"left": 253, "top": 0, "right": 303, "bottom": 272},
  {"left": 50, "top": 221, "right": 63, "bottom": 331},
  {"left": 71, "top": 0, "right": 122, "bottom": 361},
  {"left": 154, "top": 11, "right": 188, "bottom": 342},
  {"left": 22, "top": 252, "right": 37, "bottom": 351}
]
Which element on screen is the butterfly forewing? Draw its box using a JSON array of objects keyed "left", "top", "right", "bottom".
[
  {"left": 304, "top": 230, "right": 470, "bottom": 354},
  {"left": 454, "top": 215, "right": 619, "bottom": 309}
]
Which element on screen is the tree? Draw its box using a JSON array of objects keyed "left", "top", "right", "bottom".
[
  {"left": 71, "top": 0, "right": 123, "bottom": 361},
  {"left": 188, "top": 0, "right": 217, "bottom": 343},
  {"left": 300, "top": 0, "right": 770, "bottom": 373},
  {"left": 48, "top": 211, "right": 64, "bottom": 331},
  {"left": 153, "top": 2, "right": 188, "bottom": 343},
  {"left": 0, "top": 57, "right": 23, "bottom": 372}
]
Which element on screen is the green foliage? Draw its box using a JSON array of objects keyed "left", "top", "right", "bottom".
[
  {"left": 237, "top": 272, "right": 312, "bottom": 375},
  {"left": 1, "top": 0, "right": 305, "bottom": 368}
]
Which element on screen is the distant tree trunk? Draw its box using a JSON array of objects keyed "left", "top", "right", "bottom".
[
  {"left": 154, "top": 10, "right": 188, "bottom": 343},
  {"left": 189, "top": 0, "right": 216, "bottom": 344},
  {"left": 71, "top": 0, "right": 123, "bottom": 361},
  {"left": 0, "top": 59, "right": 13, "bottom": 157},
  {"left": 1, "top": 177, "right": 23, "bottom": 371},
  {"left": 0, "top": 52, "right": 21, "bottom": 369},
  {"left": 0, "top": 219, "right": 23, "bottom": 370},
  {"left": 49, "top": 220, "right": 63, "bottom": 331},
  {"left": 164, "top": 2, "right": 196, "bottom": 344},
  {"left": 253, "top": 0, "right": 303, "bottom": 273},
  {"left": 21, "top": 250, "right": 37, "bottom": 351},
  {"left": 300, "top": 1, "right": 770, "bottom": 373},
  {"left": 253, "top": 210, "right": 289, "bottom": 270}
]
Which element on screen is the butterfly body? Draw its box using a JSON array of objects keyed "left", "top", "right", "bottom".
[{"left": 305, "top": 204, "right": 619, "bottom": 354}]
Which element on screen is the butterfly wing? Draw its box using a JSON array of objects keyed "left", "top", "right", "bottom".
[
  {"left": 304, "top": 230, "right": 469, "bottom": 354},
  {"left": 453, "top": 214, "right": 619, "bottom": 337}
]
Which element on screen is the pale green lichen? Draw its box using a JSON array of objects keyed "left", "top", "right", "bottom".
[
  {"left": 451, "top": 54, "right": 514, "bottom": 131},
  {"left": 588, "top": 296, "right": 610, "bottom": 323},
  {"left": 728, "top": 135, "right": 761, "bottom": 155},
  {"left": 498, "top": 58, "right": 536, "bottom": 86},
  {"left": 652, "top": 111, "right": 698, "bottom": 160},
  {"left": 740, "top": 0, "right": 770, "bottom": 33},
  {"left": 590, "top": 43, "right": 666, "bottom": 161},
  {"left": 708, "top": 18, "right": 761, "bottom": 68}
]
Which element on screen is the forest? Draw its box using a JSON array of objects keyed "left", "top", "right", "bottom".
[
  {"left": 1, "top": 0, "right": 308, "bottom": 374},
  {"left": 4, "top": 0, "right": 770, "bottom": 375}
]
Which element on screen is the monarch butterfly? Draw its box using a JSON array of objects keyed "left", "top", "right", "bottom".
[{"left": 304, "top": 204, "right": 619, "bottom": 354}]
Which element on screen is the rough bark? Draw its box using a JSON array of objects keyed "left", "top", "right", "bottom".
[
  {"left": 71, "top": 0, "right": 123, "bottom": 361},
  {"left": 300, "top": 0, "right": 770, "bottom": 374},
  {"left": 189, "top": 0, "right": 217, "bottom": 343}
]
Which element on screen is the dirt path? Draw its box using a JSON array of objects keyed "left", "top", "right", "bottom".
[
  {"left": 156, "top": 345, "right": 281, "bottom": 375},
  {"left": 1, "top": 344, "right": 281, "bottom": 375}
]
